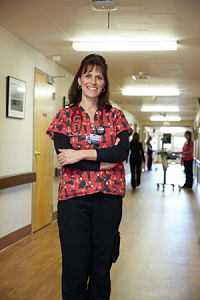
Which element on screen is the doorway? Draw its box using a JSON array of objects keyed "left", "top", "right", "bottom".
[{"left": 33, "top": 70, "right": 54, "bottom": 232}]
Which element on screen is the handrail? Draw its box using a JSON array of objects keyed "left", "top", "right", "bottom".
[{"left": 0, "top": 172, "right": 36, "bottom": 190}]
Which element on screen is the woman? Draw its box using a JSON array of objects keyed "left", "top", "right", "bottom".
[
  {"left": 146, "top": 136, "right": 153, "bottom": 170},
  {"left": 181, "top": 130, "right": 193, "bottom": 189},
  {"left": 129, "top": 132, "right": 145, "bottom": 189},
  {"left": 46, "top": 54, "right": 132, "bottom": 300}
]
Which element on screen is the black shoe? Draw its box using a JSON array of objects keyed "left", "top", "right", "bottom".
[{"left": 181, "top": 185, "right": 188, "bottom": 189}]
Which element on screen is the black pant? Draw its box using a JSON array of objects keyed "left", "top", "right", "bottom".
[
  {"left": 57, "top": 193, "right": 122, "bottom": 300},
  {"left": 130, "top": 160, "right": 142, "bottom": 188},
  {"left": 184, "top": 160, "right": 193, "bottom": 188},
  {"left": 147, "top": 154, "right": 152, "bottom": 170}
]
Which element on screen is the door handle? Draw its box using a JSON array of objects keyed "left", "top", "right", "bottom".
[{"left": 34, "top": 151, "right": 41, "bottom": 155}]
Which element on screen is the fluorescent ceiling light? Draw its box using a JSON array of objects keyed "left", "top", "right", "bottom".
[
  {"left": 122, "top": 87, "right": 180, "bottom": 96},
  {"left": 150, "top": 115, "right": 181, "bottom": 121},
  {"left": 141, "top": 105, "right": 180, "bottom": 112},
  {"left": 72, "top": 41, "right": 177, "bottom": 52}
]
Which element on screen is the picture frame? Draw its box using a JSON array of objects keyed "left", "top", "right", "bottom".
[{"left": 6, "top": 76, "right": 26, "bottom": 119}]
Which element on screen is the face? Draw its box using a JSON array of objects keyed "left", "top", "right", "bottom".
[
  {"left": 78, "top": 65, "right": 105, "bottom": 101},
  {"left": 185, "top": 133, "right": 189, "bottom": 140}
]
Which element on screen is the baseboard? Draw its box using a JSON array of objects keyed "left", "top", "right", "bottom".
[
  {"left": 0, "top": 224, "right": 32, "bottom": 251},
  {"left": 52, "top": 210, "right": 57, "bottom": 221}
]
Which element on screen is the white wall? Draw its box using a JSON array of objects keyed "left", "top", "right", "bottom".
[{"left": 0, "top": 26, "right": 73, "bottom": 238}]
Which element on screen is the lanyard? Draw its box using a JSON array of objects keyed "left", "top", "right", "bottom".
[
  {"left": 70, "top": 105, "right": 83, "bottom": 136},
  {"left": 70, "top": 105, "right": 104, "bottom": 136}
]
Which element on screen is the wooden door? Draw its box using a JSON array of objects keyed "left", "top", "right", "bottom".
[{"left": 33, "top": 70, "right": 54, "bottom": 232}]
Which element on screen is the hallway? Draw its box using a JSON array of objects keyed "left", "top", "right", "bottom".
[
  {"left": 111, "top": 164, "right": 200, "bottom": 299},
  {"left": 1, "top": 164, "right": 200, "bottom": 300}
]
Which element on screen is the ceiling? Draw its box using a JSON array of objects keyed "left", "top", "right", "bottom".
[{"left": 1, "top": 0, "right": 200, "bottom": 125}]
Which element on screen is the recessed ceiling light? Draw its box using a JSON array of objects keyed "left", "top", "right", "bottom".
[
  {"left": 132, "top": 72, "right": 151, "bottom": 80},
  {"left": 132, "top": 75, "right": 137, "bottom": 80}
]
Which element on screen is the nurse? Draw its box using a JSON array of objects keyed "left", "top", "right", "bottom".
[
  {"left": 181, "top": 130, "right": 193, "bottom": 189},
  {"left": 47, "top": 54, "right": 132, "bottom": 300}
]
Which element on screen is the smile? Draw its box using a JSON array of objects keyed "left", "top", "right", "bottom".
[{"left": 87, "top": 87, "right": 98, "bottom": 91}]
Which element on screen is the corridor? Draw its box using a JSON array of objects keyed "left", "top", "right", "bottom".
[
  {"left": 1, "top": 164, "right": 200, "bottom": 300},
  {"left": 111, "top": 163, "right": 200, "bottom": 299}
]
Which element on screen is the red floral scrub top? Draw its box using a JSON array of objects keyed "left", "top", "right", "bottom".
[{"left": 46, "top": 105, "right": 132, "bottom": 200}]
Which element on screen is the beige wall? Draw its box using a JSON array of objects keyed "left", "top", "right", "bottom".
[
  {"left": 111, "top": 102, "right": 138, "bottom": 131},
  {"left": 0, "top": 26, "right": 73, "bottom": 238}
]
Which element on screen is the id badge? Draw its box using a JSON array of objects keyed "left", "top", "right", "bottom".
[{"left": 86, "top": 134, "right": 101, "bottom": 145}]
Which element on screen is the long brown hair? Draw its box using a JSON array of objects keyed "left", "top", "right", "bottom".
[
  {"left": 68, "top": 54, "right": 112, "bottom": 110},
  {"left": 147, "top": 136, "right": 152, "bottom": 143},
  {"left": 185, "top": 130, "right": 192, "bottom": 141}
]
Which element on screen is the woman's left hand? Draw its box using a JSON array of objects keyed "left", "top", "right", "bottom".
[{"left": 58, "top": 149, "right": 84, "bottom": 166}]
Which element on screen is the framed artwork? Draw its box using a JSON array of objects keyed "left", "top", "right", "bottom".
[{"left": 6, "top": 76, "right": 26, "bottom": 118}]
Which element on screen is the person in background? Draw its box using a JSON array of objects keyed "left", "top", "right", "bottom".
[
  {"left": 146, "top": 136, "right": 153, "bottom": 170},
  {"left": 129, "top": 132, "right": 145, "bottom": 189},
  {"left": 46, "top": 54, "right": 132, "bottom": 300},
  {"left": 181, "top": 130, "right": 193, "bottom": 189}
]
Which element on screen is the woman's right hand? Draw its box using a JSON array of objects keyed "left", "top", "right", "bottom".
[{"left": 100, "top": 162, "right": 118, "bottom": 170}]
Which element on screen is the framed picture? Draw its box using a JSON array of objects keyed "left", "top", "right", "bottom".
[{"left": 6, "top": 76, "right": 26, "bottom": 118}]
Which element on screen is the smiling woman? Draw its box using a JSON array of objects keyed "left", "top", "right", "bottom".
[{"left": 46, "top": 54, "right": 132, "bottom": 300}]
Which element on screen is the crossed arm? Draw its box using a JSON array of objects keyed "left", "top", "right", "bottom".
[
  {"left": 182, "top": 148, "right": 193, "bottom": 155},
  {"left": 54, "top": 130, "right": 129, "bottom": 171}
]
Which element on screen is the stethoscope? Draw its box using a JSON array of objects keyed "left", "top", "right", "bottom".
[{"left": 70, "top": 105, "right": 105, "bottom": 136}]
